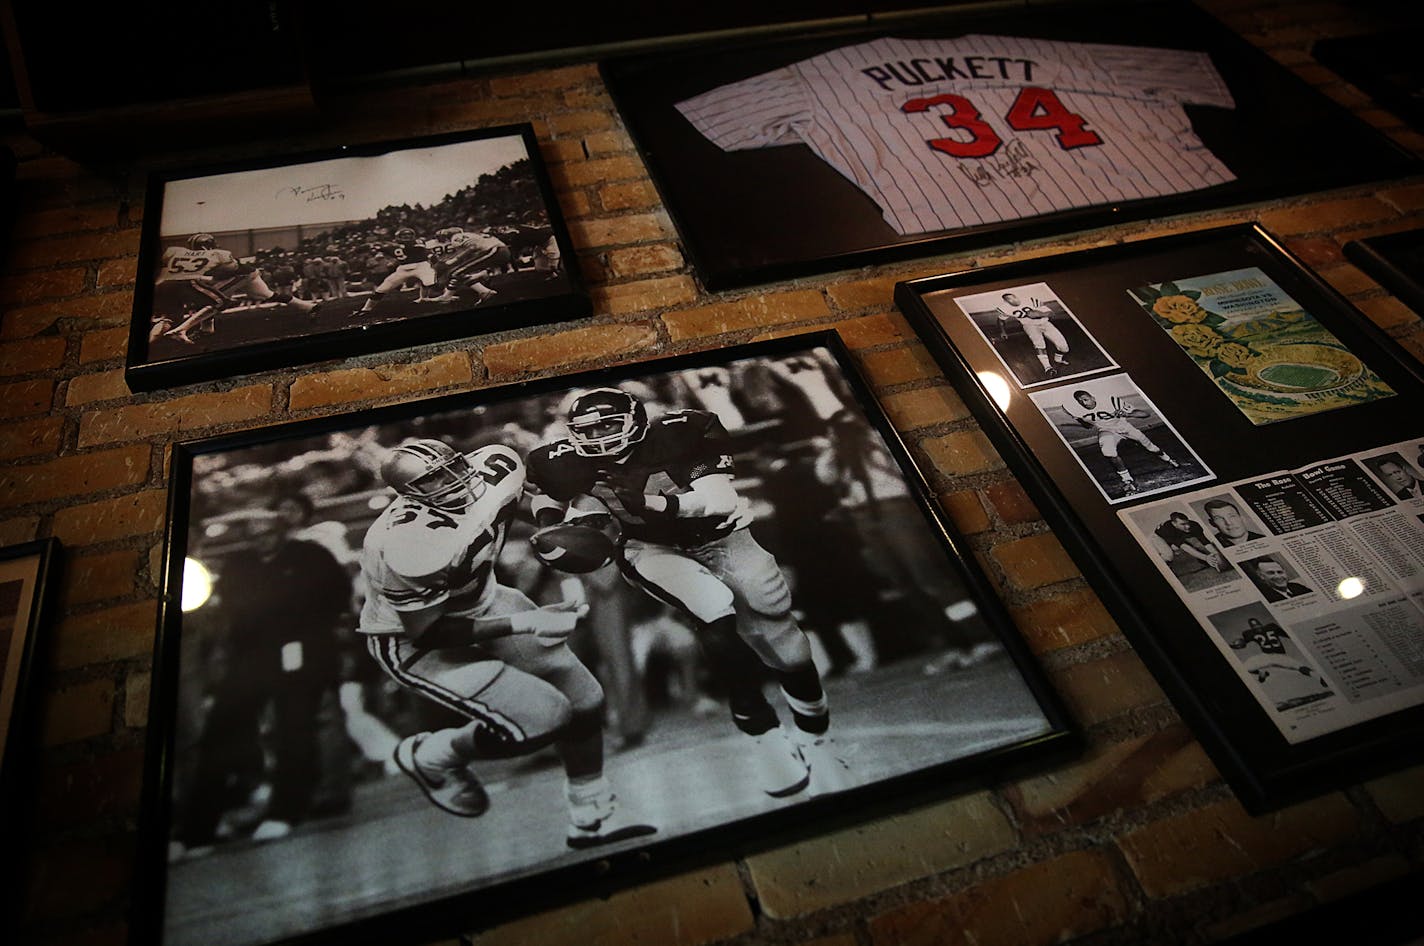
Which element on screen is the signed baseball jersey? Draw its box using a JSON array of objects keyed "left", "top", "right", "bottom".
[{"left": 675, "top": 34, "right": 1236, "bottom": 235}]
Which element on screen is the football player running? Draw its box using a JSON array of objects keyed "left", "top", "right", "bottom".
[
  {"left": 422, "top": 227, "right": 506, "bottom": 305},
  {"left": 526, "top": 388, "right": 846, "bottom": 799},
  {"left": 357, "top": 437, "right": 656, "bottom": 849},
  {"left": 351, "top": 226, "right": 439, "bottom": 315},
  {"left": 152, "top": 233, "right": 319, "bottom": 343}
]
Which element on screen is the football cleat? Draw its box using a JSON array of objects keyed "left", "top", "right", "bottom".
[
  {"left": 393, "top": 733, "right": 489, "bottom": 817},
  {"left": 795, "top": 732, "right": 854, "bottom": 796},
  {"left": 566, "top": 792, "right": 658, "bottom": 850},
  {"left": 1122, "top": 480, "right": 1139, "bottom": 495},
  {"left": 750, "top": 728, "right": 811, "bottom": 798}
]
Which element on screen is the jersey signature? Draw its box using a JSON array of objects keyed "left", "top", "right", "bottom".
[
  {"left": 958, "top": 139, "right": 1040, "bottom": 188},
  {"left": 277, "top": 183, "right": 346, "bottom": 203}
]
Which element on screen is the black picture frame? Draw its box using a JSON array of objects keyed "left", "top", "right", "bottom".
[
  {"left": 895, "top": 222, "right": 1424, "bottom": 814},
  {"left": 133, "top": 332, "right": 1078, "bottom": 946},
  {"left": 0, "top": 539, "right": 62, "bottom": 887},
  {"left": 125, "top": 124, "right": 590, "bottom": 392},
  {"left": 601, "top": 0, "right": 1421, "bottom": 291},
  {"left": 1345, "top": 227, "right": 1424, "bottom": 320}
]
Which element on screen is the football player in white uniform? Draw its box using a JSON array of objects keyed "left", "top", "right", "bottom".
[
  {"left": 1070, "top": 390, "right": 1178, "bottom": 495},
  {"left": 357, "top": 437, "right": 655, "bottom": 849},
  {"left": 151, "top": 233, "right": 319, "bottom": 343},
  {"left": 995, "top": 292, "right": 1070, "bottom": 378},
  {"left": 422, "top": 227, "right": 505, "bottom": 305},
  {"left": 526, "top": 388, "right": 847, "bottom": 799}
]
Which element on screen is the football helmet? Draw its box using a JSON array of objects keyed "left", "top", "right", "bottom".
[
  {"left": 566, "top": 388, "right": 648, "bottom": 457},
  {"left": 435, "top": 227, "right": 463, "bottom": 243},
  {"left": 188, "top": 233, "right": 217, "bottom": 250},
  {"left": 381, "top": 439, "right": 485, "bottom": 511},
  {"left": 394, "top": 227, "right": 417, "bottom": 243}
]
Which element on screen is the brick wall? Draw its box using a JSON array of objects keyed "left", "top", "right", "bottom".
[{"left": 2, "top": 1, "right": 1422, "bottom": 944}]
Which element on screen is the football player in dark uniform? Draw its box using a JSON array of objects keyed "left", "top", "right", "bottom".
[
  {"left": 351, "top": 226, "right": 438, "bottom": 314},
  {"left": 526, "top": 388, "right": 846, "bottom": 799}
]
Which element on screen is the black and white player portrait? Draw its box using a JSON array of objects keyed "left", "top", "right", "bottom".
[
  {"left": 138, "top": 127, "right": 574, "bottom": 367},
  {"left": 152, "top": 339, "right": 1065, "bottom": 946},
  {"left": 1028, "top": 373, "right": 1214, "bottom": 504},
  {"left": 1360, "top": 450, "right": 1424, "bottom": 501},
  {"left": 1208, "top": 603, "right": 1332, "bottom": 710},
  {"left": 1241, "top": 553, "right": 1316, "bottom": 604},
  {"left": 1125, "top": 505, "right": 1240, "bottom": 593},
  {"left": 951, "top": 281, "right": 1117, "bottom": 389},
  {"left": 1190, "top": 493, "right": 1269, "bottom": 548}
]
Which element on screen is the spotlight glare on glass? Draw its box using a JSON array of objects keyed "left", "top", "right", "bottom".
[
  {"left": 181, "top": 558, "right": 213, "bottom": 612},
  {"left": 1337, "top": 576, "right": 1365, "bottom": 600},
  {"left": 978, "top": 371, "right": 1012, "bottom": 411}
]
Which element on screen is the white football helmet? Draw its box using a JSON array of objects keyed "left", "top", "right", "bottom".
[{"left": 381, "top": 439, "right": 484, "bottom": 511}]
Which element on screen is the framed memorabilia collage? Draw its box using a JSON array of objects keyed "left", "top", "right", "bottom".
[
  {"left": 601, "top": 0, "right": 1421, "bottom": 290},
  {"left": 125, "top": 124, "right": 588, "bottom": 392},
  {"left": 896, "top": 223, "right": 1424, "bottom": 812},
  {"left": 133, "top": 334, "right": 1077, "bottom": 946}
]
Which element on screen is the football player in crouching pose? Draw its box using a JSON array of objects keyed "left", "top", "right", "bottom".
[
  {"left": 526, "top": 387, "right": 849, "bottom": 800},
  {"left": 357, "top": 437, "right": 656, "bottom": 850}
]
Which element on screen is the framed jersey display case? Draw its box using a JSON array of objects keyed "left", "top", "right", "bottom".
[
  {"left": 124, "top": 124, "right": 589, "bottom": 392},
  {"left": 133, "top": 332, "right": 1077, "bottom": 946},
  {"left": 601, "top": 0, "right": 1422, "bottom": 291},
  {"left": 895, "top": 223, "right": 1424, "bottom": 814}
]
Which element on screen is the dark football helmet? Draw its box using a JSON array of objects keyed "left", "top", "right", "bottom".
[
  {"left": 394, "top": 227, "right": 417, "bottom": 243},
  {"left": 188, "top": 233, "right": 217, "bottom": 250},
  {"left": 381, "top": 439, "right": 484, "bottom": 511},
  {"left": 566, "top": 388, "right": 648, "bottom": 457}
]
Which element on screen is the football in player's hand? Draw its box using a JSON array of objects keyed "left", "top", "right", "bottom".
[{"left": 530, "top": 523, "right": 615, "bottom": 573}]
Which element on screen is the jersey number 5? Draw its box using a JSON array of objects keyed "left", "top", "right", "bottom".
[{"left": 901, "top": 86, "right": 1103, "bottom": 158}]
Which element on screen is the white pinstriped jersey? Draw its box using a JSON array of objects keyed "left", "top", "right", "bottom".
[{"left": 675, "top": 35, "right": 1236, "bottom": 235}]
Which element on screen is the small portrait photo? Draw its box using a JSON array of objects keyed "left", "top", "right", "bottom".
[
  {"left": 1028, "top": 374, "right": 1215, "bottom": 504},
  {"left": 950, "top": 281, "right": 1117, "bottom": 390},
  {"left": 1241, "top": 554, "right": 1315, "bottom": 604},
  {"left": 1128, "top": 506, "right": 1240, "bottom": 593},
  {"left": 1207, "top": 603, "right": 1332, "bottom": 710},
  {"left": 1361, "top": 451, "right": 1424, "bottom": 501},
  {"left": 1190, "top": 493, "right": 1270, "bottom": 548}
]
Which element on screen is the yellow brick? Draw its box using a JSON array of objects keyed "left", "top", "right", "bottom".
[
  {"left": 65, "top": 369, "right": 131, "bottom": 406},
  {"left": 288, "top": 352, "right": 473, "bottom": 411},
  {"left": 0, "top": 445, "right": 150, "bottom": 508},
  {"left": 484, "top": 322, "right": 657, "bottom": 377},
  {"left": 0, "top": 379, "right": 54, "bottom": 418},
  {"left": 663, "top": 290, "right": 829, "bottom": 341},
  {"left": 0, "top": 265, "right": 86, "bottom": 305},
  {"left": 1258, "top": 197, "right": 1397, "bottom": 236},
  {"left": 51, "top": 601, "right": 159, "bottom": 671},
  {"left": 604, "top": 243, "right": 685, "bottom": 279},
  {"left": 1, "top": 290, "right": 133, "bottom": 339},
  {"left": 79, "top": 326, "right": 130, "bottom": 364},
  {"left": 855, "top": 345, "right": 941, "bottom": 387},
  {"left": 0, "top": 336, "right": 67, "bottom": 377},
  {"left": 878, "top": 385, "right": 968, "bottom": 429},
  {"left": 52, "top": 490, "right": 168, "bottom": 545},
  {"left": 599, "top": 180, "right": 662, "bottom": 212},
  {"left": 869, "top": 849, "right": 1128, "bottom": 946},
  {"left": 1118, "top": 795, "right": 1360, "bottom": 897},
  {"left": 8, "top": 230, "right": 141, "bottom": 270},
  {"left": 991, "top": 533, "right": 1079, "bottom": 591},
  {"left": 59, "top": 550, "right": 141, "bottom": 609},
  {"left": 568, "top": 213, "right": 672, "bottom": 248},
  {"left": 939, "top": 489, "right": 991, "bottom": 535},
  {"left": 78, "top": 385, "right": 273, "bottom": 446},
  {"left": 592, "top": 275, "right": 698, "bottom": 316},
  {"left": 921, "top": 429, "right": 1002, "bottom": 476},
  {"left": 43, "top": 678, "right": 116, "bottom": 745},
  {"left": 469, "top": 864, "right": 752, "bottom": 946},
  {"left": 747, "top": 792, "right": 1016, "bottom": 918},
  {"left": 1051, "top": 650, "right": 1166, "bottom": 725},
  {"left": 1009, "top": 589, "right": 1119, "bottom": 653},
  {"left": 0, "top": 415, "right": 64, "bottom": 460}
]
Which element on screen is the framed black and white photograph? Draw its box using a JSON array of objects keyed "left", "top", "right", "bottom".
[
  {"left": 133, "top": 333, "right": 1077, "bottom": 946},
  {"left": 0, "top": 540, "right": 60, "bottom": 844},
  {"left": 601, "top": 0, "right": 1420, "bottom": 290},
  {"left": 1345, "top": 227, "right": 1424, "bottom": 321},
  {"left": 895, "top": 222, "right": 1424, "bottom": 813},
  {"left": 125, "top": 124, "right": 588, "bottom": 391},
  {"left": 952, "top": 282, "right": 1116, "bottom": 388}
]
